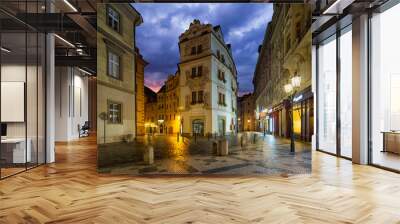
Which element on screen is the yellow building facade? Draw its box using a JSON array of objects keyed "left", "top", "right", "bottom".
[{"left": 97, "top": 4, "right": 143, "bottom": 143}]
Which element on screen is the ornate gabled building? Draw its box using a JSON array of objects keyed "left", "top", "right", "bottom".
[
  {"left": 144, "top": 86, "right": 158, "bottom": 134},
  {"left": 253, "top": 4, "right": 313, "bottom": 141},
  {"left": 178, "top": 19, "right": 238, "bottom": 136},
  {"left": 158, "top": 72, "right": 180, "bottom": 134},
  {"left": 238, "top": 93, "right": 256, "bottom": 132}
]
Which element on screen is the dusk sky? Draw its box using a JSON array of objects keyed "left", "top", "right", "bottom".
[{"left": 133, "top": 3, "right": 273, "bottom": 96}]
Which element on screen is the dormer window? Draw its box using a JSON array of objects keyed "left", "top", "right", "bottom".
[{"left": 107, "top": 6, "right": 120, "bottom": 32}]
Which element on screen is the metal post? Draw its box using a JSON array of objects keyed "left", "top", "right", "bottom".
[{"left": 290, "top": 95, "right": 295, "bottom": 153}]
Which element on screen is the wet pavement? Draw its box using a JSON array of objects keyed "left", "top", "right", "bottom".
[{"left": 98, "top": 132, "right": 311, "bottom": 176}]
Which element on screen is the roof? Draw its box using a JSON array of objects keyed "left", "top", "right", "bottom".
[
  {"left": 157, "top": 85, "right": 166, "bottom": 93},
  {"left": 144, "top": 86, "right": 157, "bottom": 103}
]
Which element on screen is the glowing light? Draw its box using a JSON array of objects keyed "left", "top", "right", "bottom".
[
  {"left": 63, "top": 0, "right": 78, "bottom": 12},
  {"left": 291, "top": 75, "right": 301, "bottom": 88},
  {"left": 1, "top": 47, "right": 11, "bottom": 53},
  {"left": 54, "top": 34, "right": 75, "bottom": 48},
  {"left": 284, "top": 84, "right": 293, "bottom": 93},
  {"left": 293, "top": 94, "right": 303, "bottom": 102}
]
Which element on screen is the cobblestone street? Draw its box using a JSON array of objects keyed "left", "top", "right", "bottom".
[{"left": 98, "top": 132, "right": 311, "bottom": 175}]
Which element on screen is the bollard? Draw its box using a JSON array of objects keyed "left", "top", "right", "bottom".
[
  {"left": 253, "top": 134, "right": 256, "bottom": 144},
  {"left": 144, "top": 146, "right": 154, "bottom": 165},
  {"left": 213, "top": 141, "right": 218, "bottom": 155},
  {"left": 218, "top": 139, "right": 229, "bottom": 156}
]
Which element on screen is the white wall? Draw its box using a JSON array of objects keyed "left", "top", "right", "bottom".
[{"left": 55, "top": 67, "right": 89, "bottom": 141}]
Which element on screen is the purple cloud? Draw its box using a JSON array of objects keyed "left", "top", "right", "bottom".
[{"left": 132, "top": 3, "right": 273, "bottom": 95}]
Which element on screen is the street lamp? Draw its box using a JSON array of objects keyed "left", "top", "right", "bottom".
[{"left": 284, "top": 74, "right": 301, "bottom": 153}]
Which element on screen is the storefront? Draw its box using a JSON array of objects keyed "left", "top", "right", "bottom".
[
  {"left": 291, "top": 87, "right": 314, "bottom": 142},
  {"left": 267, "top": 103, "right": 284, "bottom": 137}
]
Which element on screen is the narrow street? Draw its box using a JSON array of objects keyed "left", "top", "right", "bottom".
[{"left": 99, "top": 133, "right": 311, "bottom": 175}]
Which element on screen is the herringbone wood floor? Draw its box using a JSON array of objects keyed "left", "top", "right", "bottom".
[{"left": 1, "top": 136, "right": 400, "bottom": 224}]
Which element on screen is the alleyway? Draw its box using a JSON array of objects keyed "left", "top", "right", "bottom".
[{"left": 98, "top": 133, "right": 311, "bottom": 175}]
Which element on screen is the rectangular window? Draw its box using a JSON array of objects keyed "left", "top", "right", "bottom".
[
  {"left": 317, "top": 35, "right": 337, "bottom": 154},
  {"left": 218, "top": 93, "right": 225, "bottom": 105},
  {"left": 370, "top": 4, "right": 400, "bottom": 171},
  {"left": 198, "top": 91, "right": 203, "bottom": 103},
  {"left": 191, "top": 67, "right": 197, "bottom": 77},
  {"left": 339, "top": 27, "right": 352, "bottom": 158},
  {"left": 108, "top": 50, "right": 120, "bottom": 79},
  {"left": 217, "top": 50, "right": 220, "bottom": 59},
  {"left": 192, "top": 91, "right": 197, "bottom": 104},
  {"left": 197, "top": 45, "right": 202, "bottom": 54},
  {"left": 108, "top": 102, "right": 122, "bottom": 124},
  {"left": 197, "top": 66, "right": 203, "bottom": 76},
  {"left": 107, "top": 6, "right": 120, "bottom": 32},
  {"left": 191, "top": 46, "right": 196, "bottom": 55}
]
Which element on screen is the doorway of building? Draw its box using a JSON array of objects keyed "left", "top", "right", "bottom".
[
  {"left": 192, "top": 119, "right": 204, "bottom": 136},
  {"left": 218, "top": 118, "right": 226, "bottom": 136}
]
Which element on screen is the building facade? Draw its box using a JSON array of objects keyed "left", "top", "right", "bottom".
[
  {"left": 162, "top": 73, "right": 181, "bottom": 134},
  {"left": 135, "top": 48, "right": 148, "bottom": 136},
  {"left": 97, "top": 4, "right": 142, "bottom": 143},
  {"left": 144, "top": 86, "right": 158, "bottom": 134},
  {"left": 237, "top": 93, "right": 256, "bottom": 132},
  {"left": 178, "top": 20, "right": 238, "bottom": 136},
  {"left": 253, "top": 4, "right": 312, "bottom": 141}
]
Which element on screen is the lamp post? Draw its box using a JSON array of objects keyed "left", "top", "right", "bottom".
[{"left": 284, "top": 74, "right": 301, "bottom": 153}]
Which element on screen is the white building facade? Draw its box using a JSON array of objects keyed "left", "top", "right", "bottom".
[{"left": 178, "top": 20, "right": 238, "bottom": 136}]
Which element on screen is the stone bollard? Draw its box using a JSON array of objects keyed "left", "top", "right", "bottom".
[
  {"left": 253, "top": 133, "right": 257, "bottom": 144},
  {"left": 218, "top": 139, "right": 229, "bottom": 156},
  {"left": 212, "top": 141, "right": 218, "bottom": 155},
  {"left": 144, "top": 146, "right": 154, "bottom": 165}
]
